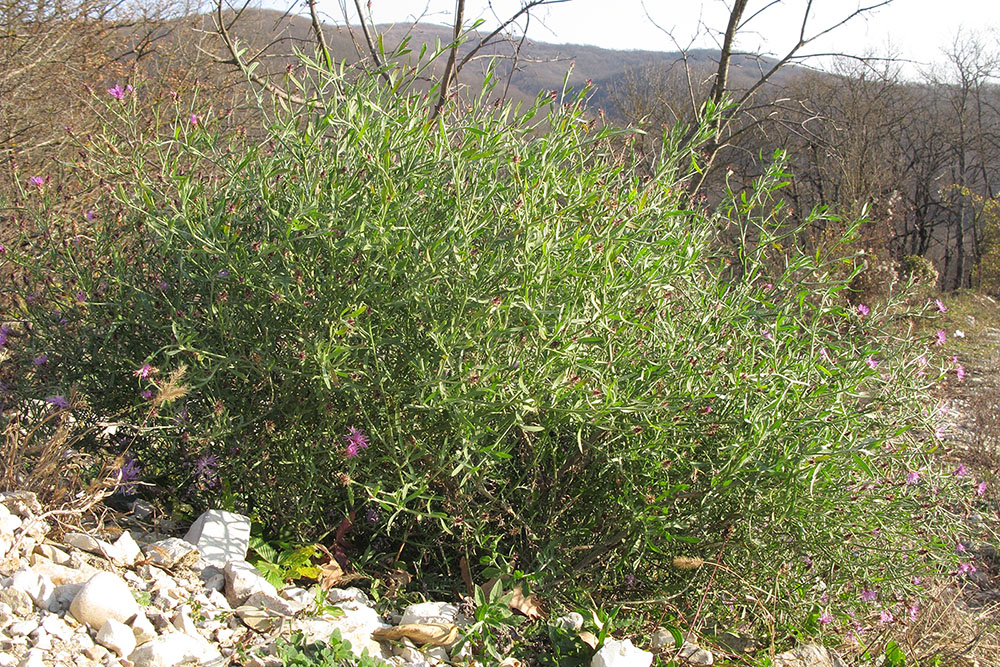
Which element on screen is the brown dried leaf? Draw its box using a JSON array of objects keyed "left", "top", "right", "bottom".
[
  {"left": 372, "top": 623, "right": 458, "bottom": 646},
  {"left": 317, "top": 558, "right": 365, "bottom": 590},
  {"left": 578, "top": 631, "right": 599, "bottom": 650},
  {"left": 509, "top": 585, "right": 543, "bottom": 620}
]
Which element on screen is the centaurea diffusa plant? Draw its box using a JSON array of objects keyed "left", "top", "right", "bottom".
[{"left": 11, "top": 56, "right": 967, "bottom": 638}]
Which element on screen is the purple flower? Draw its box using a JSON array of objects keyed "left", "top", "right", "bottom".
[
  {"left": 45, "top": 395, "right": 69, "bottom": 409},
  {"left": 133, "top": 364, "right": 153, "bottom": 379},
  {"left": 908, "top": 603, "right": 919, "bottom": 620},
  {"left": 956, "top": 365, "right": 966, "bottom": 380},
  {"left": 955, "top": 465, "right": 968, "bottom": 477},
  {"left": 195, "top": 454, "right": 218, "bottom": 476},
  {"left": 85, "top": 210, "right": 96, "bottom": 221},
  {"left": 140, "top": 390, "right": 153, "bottom": 399},
  {"left": 860, "top": 588, "right": 877, "bottom": 603},
  {"left": 906, "top": 471, "right": 920, "bottom": 485},
  {"left": 820, "top": 348, "right": 832, "bottom": 363},
  {"left": 912, "top": 577, "right": 922, "bottom": 586},
  {"left": 857, "top": 304, "right": 870, "bottom": 317},
  {"left": 190, "top": 113, "right": 199, "bottom": 126},
  {"left": 32, "top": 354, "right": 47, "bottom": 366},
  {"left": 365, "top": 507, "right": 380, "bottom": 524},
  {"left": 865, "top": 356, "right": 879, "bottom": 370},
  {"left": 879, "top": 610, "right": 894, "bottom": 625},
  {"left": 934, "top": 329, "right": 946, "bottom": 346},
  {"left": 345, "top": 426, "right": 369, "bottom": 450},
  {"left": 345, "top": 442, "right": 360, "bottom": 458},
  {"left": 956, "top": 542, "right": 967, "bottom": 554},
  {"left": 75, "top": 291, "right": 86, "bottom": 304},
  {"left": 115, "top": 458, "right": 141, "bottom": 495},
  {"left": 763, "top": 329, "right": 774, "bottom": 342},
  {"left": 217, "top": 270, "right": 229, "bottom": 278},
  {"left": 27, "top": 176, "right": 44, "bottom": 187},
  {"left": 0, "top": 326, "right": 9, "bottom": 347},
  {"left": 194, "top": 454, "right": 219, "bottom": 487},
  {"left": 936, "top": 299, "right": 947, "bottom": 313},
  {"left": 958, "top": 561, "right": 977, "bottom": 575},
  {"left": 108, "top": 84, "right": 126, "bottom": 100},
  {"left": 976, "top": 481, "right": 987, "bottom": 497},
  {"left": 819, "top": 611, "right": 833, "bottom": 625},
  {"left": 158, "top": 280, "right": 169, "bottom": 291}
]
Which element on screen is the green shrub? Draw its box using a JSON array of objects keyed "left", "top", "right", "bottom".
[{"left": 9, "top": 58, "right": 969, "bottom": 633}]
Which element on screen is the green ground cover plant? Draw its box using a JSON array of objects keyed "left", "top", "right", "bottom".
[{"left": 3, "top": 56, "right": 978, "bottom": 641}]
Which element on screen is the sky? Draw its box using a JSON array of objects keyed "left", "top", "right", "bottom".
[{"left": 310, "top": 0, "right": 997, "bottom": 78}]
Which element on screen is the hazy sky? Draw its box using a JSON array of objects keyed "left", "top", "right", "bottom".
[{"left": 313, "top": 0, "right": 996, "bottom": 76}]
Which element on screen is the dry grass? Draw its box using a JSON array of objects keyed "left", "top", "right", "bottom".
[
  {"left": 1, "top": 390, "right": 123, "bottom": 535},
  {"left": 893, "top": 583, "right": 1000, "bottom": 666}
]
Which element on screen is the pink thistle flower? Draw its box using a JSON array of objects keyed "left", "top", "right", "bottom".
[
  {"left": 958, "top": 561, "right": 977, "bottom": 575},
  {"left": 819, "top": 611, "right": 833, "bottom": 625},
  {"left": 133, "top": 364, "right": 153, "bottom": 379},
  {"left": 860, "top": 588, "right": 877, "bottom": 603},
  {"left": 27, "top": 176, "right": 44, "bottom": 187},
  {"left": 85, "top": 210, "right": 96, "bottom": 221},
  {"left": 936, "top": 299, "right": 947, "bottom": 312},
  {"left": 956, "top": 365, "right": 966, "bottom": 380},
  {"left": 345, "top": 442, "right": 360, "bottom": 458},
  {"left": 906, "top": 471, "right": 920, "bottom": 485},
  {"left": 934, "top": 329, "right": 946, "bottom": 346},
  {"left": 45, "top": 395, "right": 69, "bottom": 409},
  {"left": 908, "top": 603, "right": 919, "bottom": 620},
  {"left": 866, "top": 356, "right": 879, "bottom": 370},
  {"left": 956, "top": 542, "right": 967, "bottom": 553},
  {"left": 108, "top": 84, "right": 128, "bottom": 100},
  {"left": 934, "top": 426, "right": 946, "bottom": 440},
  {"left": 190, "top": 113, "right": 199, "bottom": 126},
  {"left": 345, "top": 426, "right": 369, "bottom": 450},
  {"left": 879, "top": 610, "right": 894, "bottom": 625},
  {"left": 976, "top": 481, "right": 987, "bottom": 496},
  {"left": 955, "top": 464, "right": 968, "bottom": 477},
  {"left": 912, "top": 577, "right": 922, "bottom": 586},
  {"left": 763, "top": 330, "right": 774, "bottom": 342},
  {"left": 140, "top": 390, "right": 153, "bottom": 400},
  {"left": 857, "top": 304, "right": 870, "bottom": 317}
]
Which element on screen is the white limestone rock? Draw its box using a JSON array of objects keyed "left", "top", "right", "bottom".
[
  {"left": 592, "top": 638, "right": 653, "bottom": 667},
  {"left": 10, "top": 569, "right": 53, "bottom": 610},
  {"left": 224, "top": 560, "right": 277, "bottom": 606},
  {"left": 183, "top": 510, "right": 251, "bottom": 567},
  {"left": 97, "top": 618, "right": 137, "bottom": 658},
  {"left": 130, "top": 611, "right": 157, "bottom": 646},
  {"left": 678, "top": 641, "right": 714, "bottom": 666},
  {"left": 128, "top": 632, "right": 222, "bottom": 667},
  {"left": 113, "top": 531, "right": 142, "bottom": 566},
  {"left": 400, "top": 601, "right": 458, "bottom": 626},
  {"left": 63, "top": 533, "right": 122, "bottom": 562},
  {"left": 69, "top": 572, "right": 139, "bottom": 630},
  {"left": 144, "top": 538, "right": 200, "bottom": 569},
  {"left": 774, "top": 644, "right": 848, "bottom": 667}
]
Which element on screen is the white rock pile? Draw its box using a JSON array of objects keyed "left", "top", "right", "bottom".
[{"left": 0, "top": 491, "right": 847, "bottom": 667}]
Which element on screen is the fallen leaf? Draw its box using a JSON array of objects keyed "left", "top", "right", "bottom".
[
  {"left": 316, "top": 557, "right": 365, "bottom": 590},
  {"left": 578, "top": 631, "right": 599, "bottom": 650},
  {"left": 498, "top": 659, "right": 523, "bottom": 667},
  {"left": 509, "top": 585, "right": 543, "bottom": 620},
  {"left": 372, "top": 623, "right": 458, "bottom": 646}
]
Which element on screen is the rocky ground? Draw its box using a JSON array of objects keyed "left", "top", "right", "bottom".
[{"left": 0, "top": 491, "right": 852, "bottom": 667}]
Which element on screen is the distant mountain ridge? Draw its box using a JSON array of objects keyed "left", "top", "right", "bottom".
[{"left": 213, "top": 9, "right": 795, "bottom": 111}]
